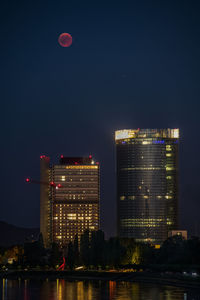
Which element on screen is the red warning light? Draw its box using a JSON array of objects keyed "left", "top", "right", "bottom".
[
  {"left": 40, "top": 155, "right": 46, "bottom": 159},
  {"left": 57, "top": 184, "right": 62, "bottom": 188},
  {"left": 89, "top": 155, "right": 92, "bottom": 159},
  {"left": 50, "top": 181, "right": 56, "bottom": 187},
  {"left": 96, "top": 162, "right": 99, "bottom": 165},
  {"left": 60, "top": 155, "right": 64, "bottom": 158},
  {"left": 26, "top": 178, "right": 30, "bottom": 182},
  {"left": 75, "top": 162, "right": 78, "bottom": 165}
]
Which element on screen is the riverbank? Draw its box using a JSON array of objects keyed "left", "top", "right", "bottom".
[{"left": 1, "top": 270, "right": 200, "bottom": 289}]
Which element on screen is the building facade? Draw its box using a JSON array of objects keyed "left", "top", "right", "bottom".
[
  {"left": 40, "top": 156, "right": 100, "bottom": 248},
  {"left": 115, "top": 129, "right": 179, "bottom": 245},
  {"left": 168, "top": 230, "right": 187, "bottom": 240}
]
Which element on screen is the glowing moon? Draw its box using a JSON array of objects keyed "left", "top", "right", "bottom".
[{"left": 58, "top": 33, "right": 72, "bottom": 47}]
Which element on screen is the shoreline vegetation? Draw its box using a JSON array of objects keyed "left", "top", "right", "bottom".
[
  {"left": 1, "top": 270, "right": 200, "bottom": 289},
  {"left": 1, "top": 230, "right": 200, "bottom": 291}
]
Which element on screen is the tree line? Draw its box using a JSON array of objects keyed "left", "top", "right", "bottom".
[{"left": 1, "top": 230, "right": 200, "bottom": 270}]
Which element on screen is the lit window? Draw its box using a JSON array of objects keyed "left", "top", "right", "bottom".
[
  {"left": 166, "top": 145, "right": 172, "bottom": 151},
  {"left": 171, "top": 128, "right": 179, "bottom": 138},
  {"left": 166, "top": 166, "right": 174, "bottom": 171},
  {"left": 142, "top": 141, "right": 151, "bottom": 145}
]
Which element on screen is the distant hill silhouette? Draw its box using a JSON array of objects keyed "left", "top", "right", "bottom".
[{"left": 0, "top": 221, "right": 39, "bottom": 247}]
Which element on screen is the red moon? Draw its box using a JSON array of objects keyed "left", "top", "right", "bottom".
[{"left": 58, "top": 33, "right": 72, "bottom": 47}]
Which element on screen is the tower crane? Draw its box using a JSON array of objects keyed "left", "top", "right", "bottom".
[{"left": 25, "top": 178, "right": 62, "bottom": 189}]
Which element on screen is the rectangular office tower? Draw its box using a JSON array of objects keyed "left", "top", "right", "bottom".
[
  {"left": 115, "top": 129, "right": 179, "bottom": 245},
  {"left": 40, "top": 156, "right": 100, "bottom": 248}
]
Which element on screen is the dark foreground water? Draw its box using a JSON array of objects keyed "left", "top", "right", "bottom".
[{"left": 0, "top": 279, "right": 200, "bottom": 300}]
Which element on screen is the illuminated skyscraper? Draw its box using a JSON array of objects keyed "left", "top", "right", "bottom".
[
  {"left": 115, "top": 129, "right": 179, "bottom": 245},
  {"left": 40, "top": 156, "right": 100, "bottom": 248}
]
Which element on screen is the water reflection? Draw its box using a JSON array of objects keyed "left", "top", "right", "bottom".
[
  {"left": 109, "top": 281, "right": 116, "bottom": 300},
  {"left": 24, "top": 279, "right": 30, "bottom": 300},
  {"left": 0, "top": 278, "right": 199, "bottom": 300},
  {"left": 2, "top": 278, "right": 6, "bottom": 300}
]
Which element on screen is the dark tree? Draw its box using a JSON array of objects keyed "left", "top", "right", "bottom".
[
  {"left": 156, "top": 235, "right": 186, "bottom": 264},
  {"left": 38, "top": 233, "right": 44, "bottom": 249},
  {"left": 106, "top": 237, "right": 125, "bottom": 267},
  {"left": 90, "top": 230, "right": 105, "bottom": 267},
  {"left": 49, "top": 243, "right": 61, "bottom": 267},
  {"left": 185, "top": 237, "right": 200, "bottom": 265},
  {"left": 67, "top": 242, "right": 75, "bottom": 270},
  {"left": 24, "top": 240, "right": 45, "bottom": 266},
  {"left": 80, "top": 230, "right": 90, "bottom": 266},
  {"left": 73, "top": 234, "right": 80, "bottom": 266}
]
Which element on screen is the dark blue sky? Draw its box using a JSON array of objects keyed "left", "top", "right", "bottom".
[{"left": 1, "top": 0, "right": 200, "bottom": 237}]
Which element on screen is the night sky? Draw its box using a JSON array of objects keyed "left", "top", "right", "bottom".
[{"left": 1, "top": 1, "right": 200, "bottom": 237}]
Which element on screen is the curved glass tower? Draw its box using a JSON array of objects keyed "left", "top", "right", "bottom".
[{"left": 115, "top": 129, "right": 179, "bottom": 245}]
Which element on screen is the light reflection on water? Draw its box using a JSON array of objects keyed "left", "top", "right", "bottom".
[{"left": 0, "top": 278, "right": 200, "bottom": 300}]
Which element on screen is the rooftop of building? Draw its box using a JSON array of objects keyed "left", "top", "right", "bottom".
[
  {"left": 40, "top": 155, "right": 99, "bottom": 166},
  {"left": 59, "top": 156, "right": 94, "bottom": 165},
  {"left": 115, "top": 128, "right": 179, "bottom": 141}
]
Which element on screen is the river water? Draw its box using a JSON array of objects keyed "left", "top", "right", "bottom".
[{"left": 0, "top": 278, "right": 200, "bottom": 300}]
